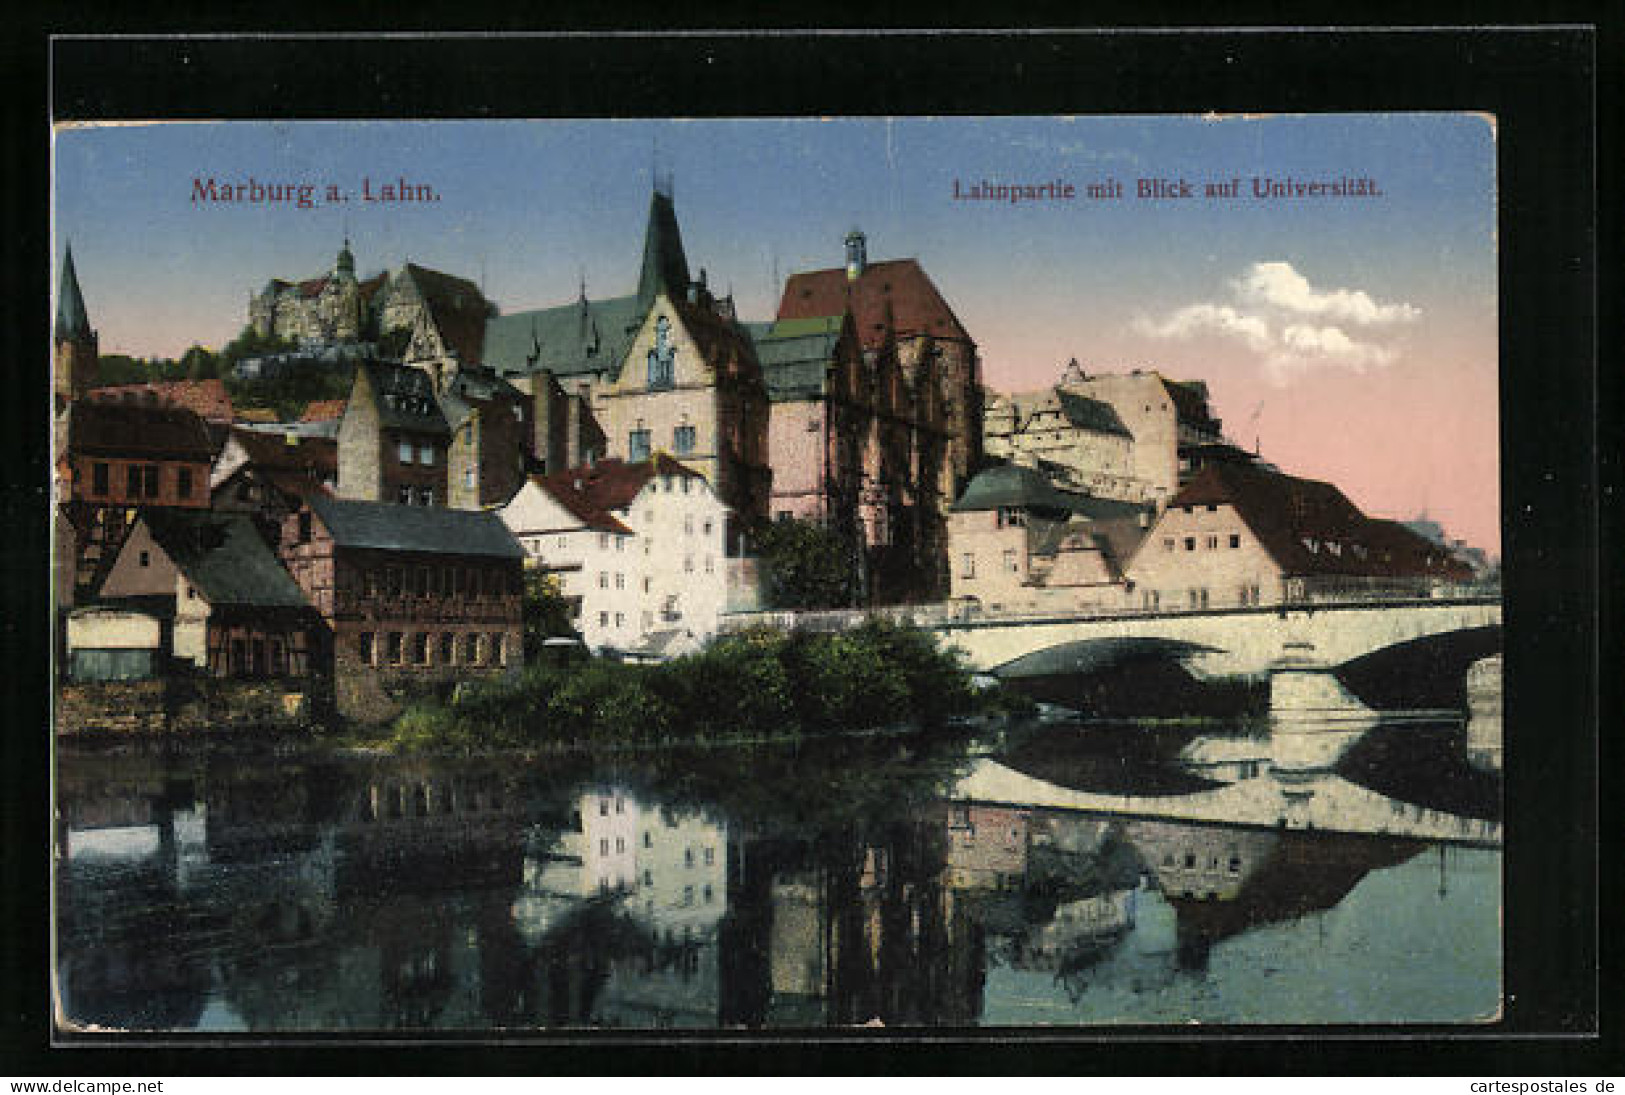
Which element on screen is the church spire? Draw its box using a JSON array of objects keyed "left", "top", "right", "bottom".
[
  {"left": 636, "top": 185, "right": 692, "bottom": 312},
  {"left": 55, "top": 245, "right": 93, "bottom": 345}
]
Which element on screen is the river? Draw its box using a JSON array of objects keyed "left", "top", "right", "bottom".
[{"left": 53, "top": 718, "right": 1501, "bottom": 1032}]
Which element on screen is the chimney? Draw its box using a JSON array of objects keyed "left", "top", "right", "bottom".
[{"left": 564, "top": 390, "right": 582, "bottom": 470}]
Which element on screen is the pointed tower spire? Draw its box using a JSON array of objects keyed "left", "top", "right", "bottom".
[
  {"left": 636, "top": 186, "right": 691, "bottom": 312},
  {"left": 55, "top": 245, "right": 93, "bottom": 345}
]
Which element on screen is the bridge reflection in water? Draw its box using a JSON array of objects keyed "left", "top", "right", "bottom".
[{"left": 55, "top": 728, "right": 1501, "bottom": 1031}]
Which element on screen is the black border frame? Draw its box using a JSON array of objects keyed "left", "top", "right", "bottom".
[{"left": 6, "top": 21, "right": 1612, "bottom": 1076}]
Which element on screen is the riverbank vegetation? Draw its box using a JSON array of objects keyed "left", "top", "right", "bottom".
[{"left": 389, "top": 620, "right": 1032, "bottom": 752}]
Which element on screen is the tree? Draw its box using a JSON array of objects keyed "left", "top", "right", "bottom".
[
  {"left": 753, "top": 517, "right": 861, "bottom": 610},
  {"left": 180, "top": 344, "right": 220, "bottom": 380},
  {"left": 522, "top": 570, "right": 581, "bottom": 662}
]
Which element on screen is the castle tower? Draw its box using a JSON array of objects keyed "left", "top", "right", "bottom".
[
  {"left": 636, "top": 183, "right": 692, "bottom": 314},
  {"left": 54, "top": 245, "right": 98, "bottom": 414},
  {"left": 328, "top": 237, "right": 363, "bottom": 341}
]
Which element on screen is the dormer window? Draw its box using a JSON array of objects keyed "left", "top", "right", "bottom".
[{"left": 1302, "top": 537, "right": 1320, "bottom": 554}]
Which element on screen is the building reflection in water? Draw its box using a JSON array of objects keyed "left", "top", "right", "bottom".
[{"left": 55, "top": 750, "right": 1482, "bottom": 1031}]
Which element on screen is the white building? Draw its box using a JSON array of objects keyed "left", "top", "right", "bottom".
[{"left": 498, "top": 454, "right": 730, "bottom": 655}]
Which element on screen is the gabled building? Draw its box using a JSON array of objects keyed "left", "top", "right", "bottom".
[
  {"left": 777, "top": 229, "right": 982, "bottom": 503},
  {"left": 335, "top": 361, "right": 450, "bottom": 505},
  {"left": 88, "top": 379, "right": 235, "bottom": 452},
  {"left": 439, "top": 366, "right": 529, "bottom": 510},
  {"left": 985, "top": 361, "right": 1223, "bottom": 506},
  {"left": 58, "top": 398, "right": 218, "bottom": 604},
  {"left": 1123, "top": 461, "right": 1473, "bottom": 611},
  {"left": 947, "top": 463, "right": 1153, "bottom": 612},
  {"left": 210, "top": 425, "right": 338, "bottom": 530},
  {"left": 484, "top": 187, "right": 770, "bottom": 540},
  {"left": 377, "top": 263, "right": 497, "bottom": 387},
  {"left": 499, "top": 455, "right": 730, "bottom": 654},
  {"left": 97, "top": 509, "right": 323, "bottom": 679},
  {"left": 277, "top": 496, "right": 525, "bottom": 721}
]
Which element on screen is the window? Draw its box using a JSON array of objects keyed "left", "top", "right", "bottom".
[
  {"left": 599, "top": 572, "right": 608, "bottom": 589},
  {"left": 598, "top": 533, "right": 609, "bottom": 550},
  {"left": 398, "top": 440, "right": 414, "bottom": 464},
  {"left": 418, "top": 442, "right": 435, "bottom": 466},
  {"left": 600, "top": 839, "right": 610, "bottom": 856},
  {"left": 599, "top": 798, "right": 609, "bottom": 817},
  {"left": 1163, "top": 537, "right": 1175, "bottom": 552},
  {"left": 961, "top": 553, "right": 976, "bottom": 579},
  {"left": 684, "top": 847, "right": 695, "bottom": 868},
  {"left": 599, "top": 611, "right": 609, "bottom": 627},
  {"left": 91, "top": 462, "right": 109, "bottom": 496},
  {"left": 418, "top": 486, "right": 435, "bottom": 506},
  {"left": 1207, "top": 503, "right": 1219, "bottom": 512},
  {"left": 684, "top": 556, "right": 694, "bottom": 573},
  {"left": 1229, "top": 533, "right": 1241, "bottom": 549},
  {"left": 683, "top": 885, "right": 694, "bottom": 906},
  {"left": 702, "top": 518, "right": 713, "bottom": 537},
  {"left": 629, "top": 428, "right": 651, "bottom": 462},
  {"left": 463, "top": 633, "right": 479, "bottom": 664},
  {"left": 1184, "top": 537, "right": 1196, "bottom": 551},
  {"left": 1003, "top": 549, "right": 1019, "bottom": 573},
  {"left": 704, "top": 847, "right": 715, "bottom": 866},
  {"left": 1206, "top": 535, "right": 1219, "bottom": 550},
  {"left": 643, "top": 869, "right": 653, "bottom": 886},
  {"left": 412, "top": 632, "right": 429, "bottom": 665},
  {"left": 996, "top": 506, "right": 1026, "bottom": 528},
  {"left": 359, "top": 632, "right": 375, "bottom": 665},
  {"left": 397, "top": 485, "right": 413, "bottom": 504},
  {"left": 643, "top": 577, "right": 652, "bottom": 594},
  {"left": 298, "top": 511, "right": 312, "bottom": 544},
  {"left": 142, "top": 465, "right": 159, "bottom": 498},
  {"left": 439, "top": 633, "right": 455, "bottom": 664},
  {"left": 177, "top": 467, "right": 193, "bottom": 499},
  {"left": 616, "top": 837, "right": 625, "bottom": 853},
  {"left": 138, "top": 550, "right": 150, "bottom": 568},
  {"left": 684, "top": 515, "right": 693, "bottom": 536},
  {"left": 682, "top": 477, "right": 691, "bottom": 495},
  {"left": 417, "top": 567, "right": 430, "bottom": 596},
  {"left": 491, "top": 634, "right": 503, "bottom": 665},
  {"left": 674, "top": 425, "right": 696, "bottom": 454},
  {"left": 387, "top": 632, "right": 404, "bottom": 665},
  {"left": 464, "top": 467, "right": 476, "bottom": 490},
  {"left": 614, "top": 613, "right": 624, "bottom": 628},
  {"left": 703, "top": 884, "right": 714, "bottom": 904},
  {"left": 643, "top": 831, "right": 652, "bottom": 848},
  {"left": 705, "top": 557, "right": 713, "bottom": 574},
  {"left": 615, "top": 573, "right": 624, "bottom": 590}
]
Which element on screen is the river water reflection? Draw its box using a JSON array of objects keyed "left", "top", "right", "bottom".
[{"left": 55, "top": 721, "right": 1501, "bottom": 1032}]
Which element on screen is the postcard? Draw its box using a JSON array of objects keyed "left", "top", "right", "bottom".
[{"left": 51, "top": 112, "right": 1505, "bottom": 1036}]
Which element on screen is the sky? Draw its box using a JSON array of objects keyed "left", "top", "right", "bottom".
[{"left": 52, "top": 115, "right": 1499, "bottom": 554}]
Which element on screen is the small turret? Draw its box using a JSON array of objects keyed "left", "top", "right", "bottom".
[
  {"left": 335, "top": 238, "right": 356, "bottom": 279},
  {"left": 844, "top": 228, "right": 867, "bottom": 281}
]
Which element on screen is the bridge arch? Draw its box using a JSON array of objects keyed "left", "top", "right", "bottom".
[{"left": 1333, "top": 624, "right": 1502, "bottom": 711}]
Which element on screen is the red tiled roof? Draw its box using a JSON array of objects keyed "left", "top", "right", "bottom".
[
  {"left": 1169, "top": 462, "right": 1470, "bottom": 579},
  {"left": 89, "top": 379, "right": 234, "bottom": 425},
  {"left": 535, "top": 455, "right": 703, "bottom": 535},
  {"left": 68, "top": 399, "right": 215, "bottom": 460},
  {"left": 300, "top": 399, "right": 348, "bottom": 422},
  {"left": 777, "top": 258, "right": 970, "bottom": 351},
  {"left": 234, "top": 407, "right": 281, "bottom": 424}
]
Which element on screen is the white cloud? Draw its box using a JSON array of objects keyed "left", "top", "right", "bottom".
[
  {"left": 1134, "top": 261, "right": 1419, "bottom": 385},
  {"left": 1233, "top": 261, "right": 1421, "bottom": 325}
]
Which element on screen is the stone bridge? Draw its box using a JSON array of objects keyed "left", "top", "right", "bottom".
[{"left": 921, "top": 596, "right": 1501, "bottom": 679}]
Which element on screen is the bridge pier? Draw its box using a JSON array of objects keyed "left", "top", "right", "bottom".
[
  {"left": 1465, "top": 655, "right": 1503, "bottom": 772},
  {"left": 1268, "top": 640, "right": 1378, "bottom": 774}
]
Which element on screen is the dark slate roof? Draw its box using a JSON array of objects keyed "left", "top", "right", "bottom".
[
  {"left": 951, "top": 463, "right": 1093, "bottom": 515},
  {"left": 1054, "top": 391, "right": 1132, "bottom": 438},
  {"left": 309, "top": 497, "right": 524, "bottom": 559},
  {"left": 69, "top": 399, "right": 215, "bottom": 460},
  {"left": 1162, "top": 378, "right": 1219, "bottom": 429},
  {"left": 484, "top": 293, "right": 645, "bottom": 379},
  {"left": 778, "top": 257, "right": 970, "bottom": 350},
  {"left": 352, "top": 362, "right": 449, "bottom": 435},
  {"left": 400, "top": 263, "right": 493, "bottom": 364},
  {"left": 55, "top": 246, "right": 93, "bottom": 343},
  {"left": 752, "top": 316, "right": 845, "bottom": 403},
  {"left": 439, "top": 366, "right": 527, "bottom": 431},
  {"left": 637, "top": 190, "right": 692, "bottom": 311},
  {"left": 141, "top": 510, "right": 310, "bottom": 608}
]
